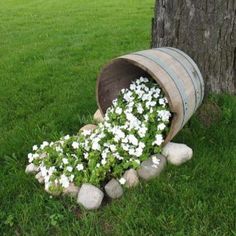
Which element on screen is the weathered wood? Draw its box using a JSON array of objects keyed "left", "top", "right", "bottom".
[
  {"left": 152, "top": 0, "right": 236, "bottom": 94},
  {"left": 96, "top": 48, "right": 204, "bottom": 144}
]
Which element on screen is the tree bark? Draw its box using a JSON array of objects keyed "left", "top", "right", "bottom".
[{"left": 151, "top": 0, "right": 236, "bottom": 94}]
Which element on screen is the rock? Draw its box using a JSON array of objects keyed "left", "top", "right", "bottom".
[
  {"left": 123, "top": 169, "right": 139, "bottom": 188},
  {"left": 79, "top": 124, "right": 97, "bottom": 133},
  {"left": 104, "top": 179, "right": 123, "bottom": 199},
  {"left": 35, "top": 172, "right": 44, "bottom": 184},
  {"left": 93, "top": 109, "right": 104, "bottom": 123},
  {"left": 63, "top": 183, "right": 80, "bottom": 198},
  {"left": 137, "top": 154, "right": 166, "bottom": 180},
  {"left": 162, "top": 142, "right": 193, "bottom": 166},
  {"left": 25, "top": 163, "right": 39, "bottom": 174},
  {"left": 77, "top": 183, "right": 104, "bottom": 210}
]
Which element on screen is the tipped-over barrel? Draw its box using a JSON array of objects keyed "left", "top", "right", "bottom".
[{"left": 96, "top": 47, "right": 204, "bottom": 144}]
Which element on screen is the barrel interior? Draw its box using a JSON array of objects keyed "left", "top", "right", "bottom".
[
  {"left": 97, "top": 58, "right": 160, "bottom": 114},
  {"left": 97, "top": 57, "right": 178, "bottom": 144}
]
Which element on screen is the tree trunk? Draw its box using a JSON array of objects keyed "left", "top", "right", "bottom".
[{"left": 151, "top": 0, "right": 236, "bottom": 94}]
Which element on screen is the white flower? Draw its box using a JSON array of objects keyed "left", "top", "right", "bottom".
[
  {"left": 59, "top": 140, "right": 64, "bottom": 146},
  {"left": 48, "top": 166, "right": 55, "bottom": 176},
  {"left": 121, "top": 143, "right": 129, "bottom": 151},
  {"left": 76, "top": 164, "right": 84, "bottom": 171},
  {"left": 152, "top": 134, "right": 164, "bottom": 146},
  {"left": 40, "top": 166, "right": 47, "bottom": 177},
  {"left": 146, "top": 100, "right": 156, "bottom": 108},
  {"left": 109, "top": 144, "right": 117, "bottom": 152},
  {"left": 139, "top": 142, "right": 145, "bottom": 149},
  {"left": 59, "top": 174, "right": 70, "bottom": 188},
  {"left": 64, "top": 135, "right": 70, "bottom": 140},
  {"left": 40, "top": 141, "right": 49, "bottom": 149},
  {"left": 158, "top": 110, "right": 171, "bottom": 122},
  {"left": 115, "top": 107, "right": 122, "bottom": 115},
  {"left": 128, "top": 148, "right": 136, "bottom": 156},
  {"left": 83, "top": 152, "right": 89, "bottom": 159},
  {"left": 28, "top": 153, "right": 34, "bottom": 163},
  {"left": 69, "top": 175, "right": 75, "bottom": 182},
  {"left": 49, "top": 142, "right": 54, "bottom": 147},
  {"left": 138, "top": 126, "right": 148, "bottom": 138},
  {"left": 157, "top": 123, "right": 166, "bottom": 131},
  {"left": 135, "top": 159, "right": 141, "bottom": 165},
  {"left": 113, "top": 129, "right": 125, "bottom": 142},
  {"left": 137, "top": 104, "right": 144, "bottom": 114},
  {"left": 72, "top": 141, "right": 79, "bottom": 149},
  {"left": 55, "top": 146, "right": 63, "bottom": 152},
  {"left": 119, "top": 177, "right": 126, "bottom": 185},
  {"left": 32, "top": 145, "right": 38, "bottom": 151},
  {"left": 123, "top": 91, "right": 134, "bottom": 102},
  {"left": 159, "top": 98, "right": 167, "bottom": 106},
  {"left": 153, "top": 88, "right": 161, "bottom": 98},
  {"left": 66, "top": 166, "right": 73, "bottom": 172},
  {"left": 101, "top": 159, "right": 107, "bottom": 165},
  {"left": 152, "top": 164, "right": 158, "bottom": 168},
  {"left": 134, "top": 147, "right": 143, "bottom": 157},
  {"left": 71, "top": 154, "right": 78, "bottom": 159},
  {"left": 44, "top": 175, "right": 50, "bottom": 183},
  {"left": 152, "top": 156, "right": 160, "bottom": 165},
  {"left": 92, "top": 141, "right": 101, "bottom": 151},
  {"left": 127, "top": 134, "right": 138, "bottom": 146},
  {"left": 62, "top": 158, "right": 69, "bottom": 164}
]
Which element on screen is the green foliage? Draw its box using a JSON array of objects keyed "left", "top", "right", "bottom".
[{"left": 29, "top": 78, "right": 171, "bottom": 191}]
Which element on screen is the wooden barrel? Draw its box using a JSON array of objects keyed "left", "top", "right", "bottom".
[{"left": 96, "top": 47, "right": 204, "bottom": 144}]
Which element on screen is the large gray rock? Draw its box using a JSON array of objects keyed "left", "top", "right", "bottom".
[
  {"left": 77, "top": 183, "right": 104, "bottom": 210},
  {"left": 93, "top": 109, "right": 104, "bottom": 123},
  {"left": 123, "top": 169, "right": 139, "bottom": 188},
  {"left": 137, "top": 154, "right": 166, "bottom": 180},
  {"left": 162, "top": 142, "right": 193, "bottom": 166},
  {"left": 104, "top": 179, "right": 123, "bottom": 199},
  {"left": 63, "top": 183, "right": 80, "bottom": 198},
  {"left": 25, "top": 163, "right": 39, "bottom": 174}
]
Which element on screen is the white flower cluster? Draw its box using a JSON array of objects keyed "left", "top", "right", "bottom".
[{"left": 27, "top": 77, "right": 171, "bottom": 193}]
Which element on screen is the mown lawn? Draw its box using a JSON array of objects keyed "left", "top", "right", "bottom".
[{"left": 0, "top": 0, "right": 235, "bottom": 235}]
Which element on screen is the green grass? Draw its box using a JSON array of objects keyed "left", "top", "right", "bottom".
[{"left": 0, "top": 0, "right": 235, "bottom": 235}]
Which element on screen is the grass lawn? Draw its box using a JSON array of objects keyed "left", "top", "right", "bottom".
[{"left": 0, "top": 0, "right": 235, "bottom": 235}]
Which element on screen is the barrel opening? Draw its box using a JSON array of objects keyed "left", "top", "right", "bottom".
[
  {"left": 97, "top": 58, "right": 175, "bottom": 113},
  {"left": 97, "top": 57, "right": 177, "bottom": 144},
  {"left": 97, "top": 58, "right": 151, "bottom": 114}
]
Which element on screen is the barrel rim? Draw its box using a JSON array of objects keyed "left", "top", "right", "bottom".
[{"left": 96, "top": 56, "right": 178, "bottom": 145}]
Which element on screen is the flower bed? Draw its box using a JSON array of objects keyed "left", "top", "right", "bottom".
[{"left": 26, "top": 77, "right": 172, "bottom": 204}]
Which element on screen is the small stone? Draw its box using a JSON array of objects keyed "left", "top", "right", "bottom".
[
  {"left": 25, "top": 163, "right": 39, "bottom": 174},
  {"left": 63, "top": 183, "right": 80, "bottom": 198},
  {"left": 162, "top": 142, "right": 193, "bottom": 166},
  {"left": 77, "top": 183, "right": 104, "bottom": 210},
  {"left": 93, "top": 109, "right": 104, "bottom": 123},
  {"left": 79, "top": 124, "right": 97, "bottom": 133},
  {"left": 123, "top": 169, "right": 139, "bottom": 188},
  {"left": 35, "top": 172, "right": 44, "bottom": 184},
  {"left": 104, "top": 179, "right": 123, "bottom": 199},
  {"left": 137, "top": 154, "right": 166, "bottom": 181}
]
